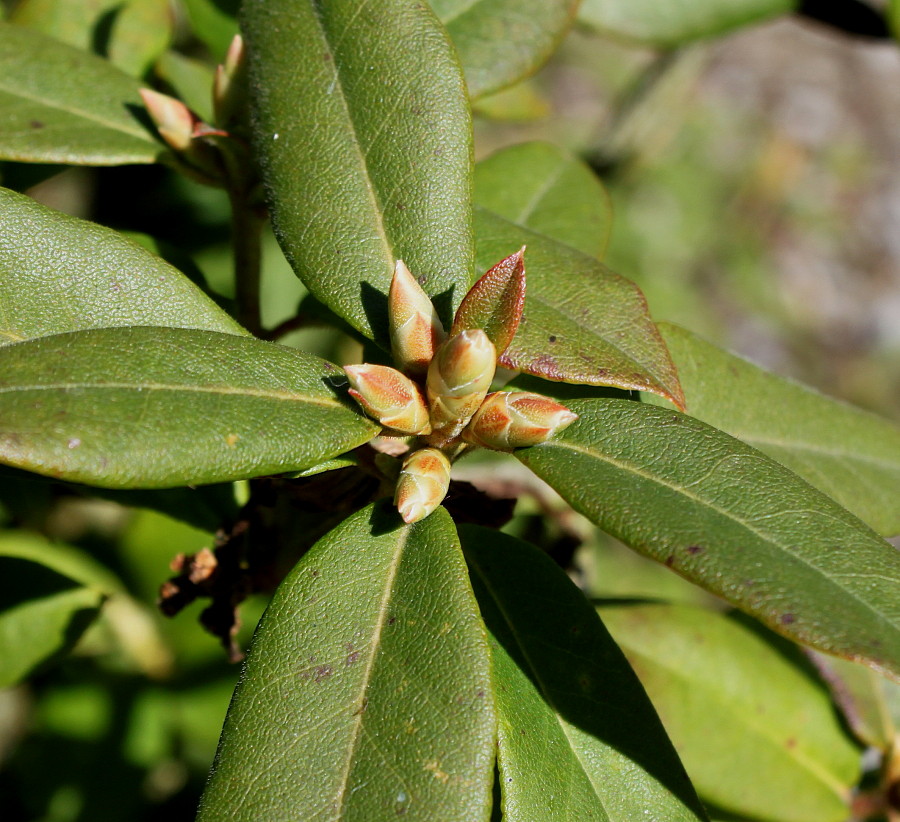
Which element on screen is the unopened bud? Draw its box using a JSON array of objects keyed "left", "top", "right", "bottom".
[
  {"left": 426, "top": 329, "right": 496, "bottom": 442},
  {"left": 394, "top": 447, "right": 451, "bottom": 523},
  {"left": 213, "top": 34, "right": 248, "bottom": 127},
  {"left": 389, "top": 260, "right": 445, "bottom": 376},
  {"left": 344, "top": 364, "right": 431, "bottom": 435},
  {"left": 140, "top": 89, "right": 197, "bottom": 152},
  {"left": 462, "top": 391, "right": 578, "bottom": 451}
]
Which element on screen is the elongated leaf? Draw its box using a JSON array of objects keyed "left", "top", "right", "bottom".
[
  {"left": 579, "top": 0, "right": 795, "bottom": 47},
  {"left": 475, "top": 208, "right": 684, "bottom": 407},
  {"left": 199, "top": 504, "right": 495, "bottom": 820},
  {"left": 0, "top": 536, "right": 108, "bottom": 687},
  {"left": 0, "top": 24, "right": 161, "bottom": 164},
  {"left": 0, "top": 187, "right": 244, "bottom": 345},
  {"left": 0, "top": 327, "right": 377, "bottom": 488},
  {"left": 432, "top": 0, "right": 580, "bottom": 99},
  {"left": 183, "top": 0, "right": 239, "bottom": 57},
  {"left": 461, "top": 525, "right": 708, "bottom": 822},
  {"left": 244, "top": 0, "right": 474, "bottom": 343},
  {"left": 475, "top": 142, "right": 612, "bottom": 259},
  {"left": 649, "top": 324, "right": 900, "bottom": 537},
  {"left": 9, "top": 0, "right": 119, "bottom": 51},
  {"left": 155, "top": 51, "right": 216, "bottom": 122},
  {"left": 106, "top": 0, "right": 173, "bottom": 77},
  {"left": 600, "top": 603, "right": 859, "bottom": 822},
  {"left": 517, "top": 399, "right": 900, "bottom": 679}
]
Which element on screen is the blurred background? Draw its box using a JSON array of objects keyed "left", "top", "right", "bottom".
[{"left": 1, "top": 0, "right": 899, "bottom": 819}]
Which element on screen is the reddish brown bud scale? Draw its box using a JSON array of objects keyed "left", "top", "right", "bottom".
[
  {"left": 389, "top": 260, "right": 445, "bottom": 376},
  {"left": 344, "top": 364, "right": 430, "bottom": 435},
  {"left": 462, "top": 391, "right": 578, "bottom": 451},
  {"left": 394, "top": 447, "right": 452, "bottom": 523},
  {"left": 451, "top": 246, "right": 526, "bottom": 357}
]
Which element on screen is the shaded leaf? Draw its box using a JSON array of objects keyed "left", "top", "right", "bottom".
[
  {"left": 579, "top": 0, "right": 795, "bottom": 47},
  {"left": 243, "top": 0, "right": 474, "bottom": 342},
  {"left": 0, "top": 186, "right": 244, "bottom": 345},
  {"left": 183, "top": 0, "right": 239, "bottom": 57},
  {"left": 516, "top": 399, "right": 900, "bottom": 679},
  {"left": 106, "top": 0, "right": 173, "bottom": 77},
  {"left": 600, "top": 603, "right": 859, "bottom": 822},
  {"left": 648, "top": 324, "right": 900, "bottom": 537},
  {"left": 810, "top": 653, "right": 895, "bottom": 752},
  {"left": 461, "top": 525, "right": 709, "bottom": 821},
  {"left": 8, "top": 0, "right": 120, "bottom": 51},
  {"left": 0, "top": 23, "right": 161, "bottom": 165},
  {"left": 432, "top": 0, "right": 580, "bottom": 99},
  {"left": 475, "top": 208, "right": 684, "bottom": 407},
  {"left": 475, "top": 142, "right": 612, "bottom": 259},
  {"left": 198, "top": 504, "right": 495, "bottom": 820},
  {"left": 0, "top": 535, "right": 110, "bottom": 687},
  {"left": 452, "top": 247, "right": 525, "bottom": 355},
  {"left": 155, "top": 50, "right": 216, "bottom": 123},
  {"left": 0, "top": 327, "right": 378, "bottom": 488}
]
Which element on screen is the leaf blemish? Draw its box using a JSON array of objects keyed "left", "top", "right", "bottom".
[{"left": 685, "top": 545, "right": 704, "bottom": 555}]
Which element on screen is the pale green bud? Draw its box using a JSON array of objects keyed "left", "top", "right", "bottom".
[
  {"left": 426, "top": 329, "right": 496, "bottom": 443},
  {"left": 344, "top": 364, "right": 431, "bottom": 435},
  {"left": 140, "top": 88, "right": 196, "bottom": 151},
  {"left": 389, "top": 260, "right": 445, "bottom": 376},
  {"left": 213, "top": 34, "right": 248, "bottom": 128},
  {"left": 462, "top": 391, "right": 578, "bottom": 451},
  {"left": 394, "top": 447, "right": 451, "bottom": 523}
]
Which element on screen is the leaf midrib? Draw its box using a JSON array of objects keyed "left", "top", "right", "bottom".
[
  {"left": 334, "top": 526, "right": 410, "bottom": 815},
  {"left": 0, "top": 80, "right": 153, "bottom": 143},
  {"left": 468, "top": 554, "right": 613, "bottom": 820},
  {"left": 544, "top": 433, "right": 900, "bottom": 637},
  {"left": 0, "top": 380, "right": 343, "bottom": 408}
]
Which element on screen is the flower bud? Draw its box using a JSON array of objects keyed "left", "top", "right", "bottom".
[
  {"left": 140, "top": 88, "right": 196, "bottom": 152},
  {"left": 426, "top": 329, "right": 496, "bottom": 442},
  {"left": 344, "top": 364, "right": 431, "bottom": 435},
  {"left": 462, "top": 391, "right": 578, "bottom": 451},
  {"left": 394, "top": 447, "right": 451, "bottom": 523},
  {"left": 389, "top": 260, "right": 445, "bottom": 376},
  {"left": 213, "top": 34, "right": 248, "bottom": 128}
]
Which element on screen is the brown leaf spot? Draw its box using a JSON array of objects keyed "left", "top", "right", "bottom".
[
  {"left": 685, "top": 545, "right": 704, "bottom": 555},
  {"left": 346, "top": 651, "right": 360, "bottom": 665},
  {"left": 781, "top": 613, "right": 796, "bottom": 625},
  {"left": 314, "top": 664, "right": 333, "bottom": 682},
  {"left": 30, "top": 120, "right": 44, "bottom": 129}
]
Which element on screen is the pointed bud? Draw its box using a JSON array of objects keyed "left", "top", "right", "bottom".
[
  {"left": 140, "top": 89, "right": 197, "bottom": 152},
  {"left": 462, "top": 391, "right": 578, "bottom": 451},
  {"left": 389, "top": 260, "right": 445, "bottom": 376},
  {"left": 344, "top": 364, "right": 431, "bottom": 435},
  {"left": 394, "top": 448, "right": 451, "bottom": 523},
  {"left": 213, "top": 35, "right": 248, "bottom": 128},
  {"left": 426, "top": 329, "right": 496, "bottom": 442}
]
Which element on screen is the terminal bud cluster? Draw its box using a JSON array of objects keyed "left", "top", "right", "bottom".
[{"left": 345, "top": 252, "right": 577, "bottom": 523}]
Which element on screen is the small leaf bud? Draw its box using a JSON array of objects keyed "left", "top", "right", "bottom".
[
  {"left": 462, "top": 391, "right": 578, "bottom": 451},
  {"left": 213, "top": 34, "right": 248, "bottom": 128},
  {"left": 344, "top": 364, "right": 431, "bottom": 435},
  {"left": 426, "top": 329, "right": 497, "bottom": 441},
  {"left": 394, "top": 447, "right": 451, "bottom": 524},
  {"left": 140, "top": 88, "right": 196, "bottom": 152},
  {"left": 389, "top": 260, "right": 445, "bottom": 376}
]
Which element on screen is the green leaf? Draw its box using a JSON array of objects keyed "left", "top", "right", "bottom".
[
  {"left": 432, "top": 0, "right": 580, "bottom": 99},
  {"left": 0, "top": 536, "right": 108, "bottom": 687},
  {"left": 475, "top": 208, "right": 685, "bottom": 407},
  {"left": 198, "top": 504, "right": 495, "bottom": 820},
  {"left": 155, "top": 51, "right": 216, "bottom": 123},
  {"left": 810, "top": 653, "right": 895, "bottom": 752},
  {"left": 183, "top": 0, "right": 239, "bottom": 57},
  {"left": 600, "top": 603, "right": 859, "bottom": 822},
  {"left": 243, "top": 0, "right": 474, "bottom": 343},
  {"left": 475, "top": 142, "right": 613, "bottom": 259},
  {"left": 0, "top": 23, "right": 162, "bottom": 165},
  {"left": 0, "top": 186, "right": 244, "bottom": 345},
  {"left": 578, "top": 0, "right": 796, "bottom": 48},
  {"left": 106, "top": 0, "right": 173, "bottom": 78},
  {"left": 0, "top": 327, "right": 378, "bottom": 488},
  {"left": 648, "top": 324, "right": 900, "bottom": 537},
  {"left": 8, "top": 0, "right": 120, "bottom": 51},
  {"left": 516, "top": 399, "right": 900, "bottom": 679},
  {"left": 461, "top": 525, "right": 709, "bottom": 822}
]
